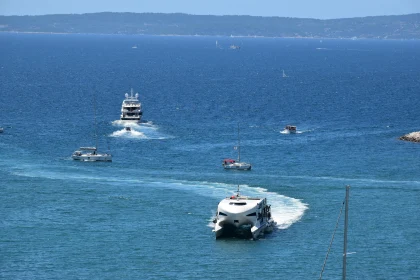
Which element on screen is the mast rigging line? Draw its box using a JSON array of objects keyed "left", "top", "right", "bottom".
[{"left": 319, "top": 196, "right": 345, "bottom": 280}]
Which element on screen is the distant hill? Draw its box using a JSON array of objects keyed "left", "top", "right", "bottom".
[{"left": 1, "top": 12, "right": 420, "bottom": 39}]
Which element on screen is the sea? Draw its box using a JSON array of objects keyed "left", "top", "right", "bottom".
[{"left": 1, "top": 33, "right": 419, "bottom": 279}]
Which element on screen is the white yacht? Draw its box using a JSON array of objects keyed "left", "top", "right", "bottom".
[
  {"left": 72, "top": 147, "right": 112, "bottom": 162},
  {"left": 223, "top": 125, "right": 251, "bottom": 170},
  {"left": 213, "top": 186, "right": 275, "bottom": 240},
  {"left": 120, "top": 89, "right": 143, "bottom": 122}
]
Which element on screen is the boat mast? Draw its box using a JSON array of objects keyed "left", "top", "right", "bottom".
[
  {"left": 237, "top": 124, "right": 241, "bottom": 162},
  {"left": 93, "top": 93, "right": 98, "bottom": 151},
  {"left": 342, "top": 185, "right": 350, "bottom": 280},
  {"left": 319, "top": 185, "right": 350, "bottom": 280}
]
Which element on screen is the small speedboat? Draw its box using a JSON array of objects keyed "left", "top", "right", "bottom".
[
  {"left": 285, "top": 125, "right": 297, "bottom": 133},
  {"left": 213, "top": 186, "right": 275, "bottom": 240}
]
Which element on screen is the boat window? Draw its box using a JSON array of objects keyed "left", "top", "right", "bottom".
[
  {"left": 218, "top": 212, "right": 227, "bottom": 216},
  {"left": 229, "top": 202, "right": 247, "bottom": 206},
  {"left": 246, "top": 212, "right": 256, "bottom": 216}
]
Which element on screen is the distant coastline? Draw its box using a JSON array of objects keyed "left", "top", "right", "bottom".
[
  {"left": 1, "top": 31, "right": 419, "bottom": 41},
  {"left": 1, "top": 12, "right": 420, "bottom": 39}
]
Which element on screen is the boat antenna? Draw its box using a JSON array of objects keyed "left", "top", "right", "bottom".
[
  {"left": 236, "top": 185, "right": 240, "bottom": 197},
  {"left": 319, "top": 185, "right": 350, "bottom": 280}
]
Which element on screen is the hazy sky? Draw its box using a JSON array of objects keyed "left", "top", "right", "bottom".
[{"left": 1, "top": 0, "right": 420, "bottom": 19}]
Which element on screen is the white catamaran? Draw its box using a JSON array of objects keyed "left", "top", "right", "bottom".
[
  {"left": 72, "top": 95, "right": 112, "bottom": 162},
  {"left": 222, "top": 125, "right": 252, "bottom": 170},
  {"left": 213, "top": 185, "right": 275, "bottom": 240}
]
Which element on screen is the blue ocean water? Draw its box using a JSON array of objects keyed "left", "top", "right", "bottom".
[{"left": 1, "top": 33, "right": 420, "bottom": 279}]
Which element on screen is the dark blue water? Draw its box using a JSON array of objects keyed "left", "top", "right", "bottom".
[{"left": 1, "top": 33, "right": 420, "bottom": 279}]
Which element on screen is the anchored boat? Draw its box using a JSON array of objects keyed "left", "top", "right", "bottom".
[
  {"left": 213, "top": 186, "right": 275, "bottom": 240},
  {"left": 72, "top": 94, "right": 112, "bottom": 162},
  {"left": 223, "top": 125, "right": 251, "bottom": 170}
]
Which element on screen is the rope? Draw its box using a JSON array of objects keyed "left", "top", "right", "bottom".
[{"left": 319, "top": 199, "right": 345, "bottom": 280}]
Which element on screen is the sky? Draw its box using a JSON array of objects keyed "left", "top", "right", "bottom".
[{"left": 1, "top": 0, "right": 420, "bottom": 19}]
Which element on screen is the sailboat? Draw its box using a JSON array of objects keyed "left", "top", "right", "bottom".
[
  {"left": 222, "top": 125, "right": 251, "bottom": 170},
  {"left": 282, "top": 69, "right": 288, "bottom": 78},
  {"left": 72, "top": 95, "right": 112, "bottom": 162},
  {"left": 319, "top": 185, "right": 350, "bottom": 280}
]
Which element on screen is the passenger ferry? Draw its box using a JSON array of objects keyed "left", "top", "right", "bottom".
[{"left": 213, "top": 186, "right": 275, "bottom": 240}]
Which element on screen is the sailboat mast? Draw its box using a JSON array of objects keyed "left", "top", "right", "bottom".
[
  {"left": 93, "top": 94, "right": 98, "bottom": 151},
  {"left": 237, "top": 124, "right": 241, "bottom": 162},
  {"left": 342, "top": 185, "right": 350, "bottom": 280}
]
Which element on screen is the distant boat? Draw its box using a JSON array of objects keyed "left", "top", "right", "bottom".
[
  {"left": 72, "top": 147, "right": 112, "bottom": 162},
  {"left": 132, "top": 45, "right": 138, "bottom": 49},
  {"left": 285, "top": 125, "right": 297, "bottom": 134},
  {"left": 125, "top": 127, "right": 132, "bottom": 132},
  {"left": 230, "top": 44, "right": 241, "bottom": 50},
  {"left": 213, "top": 185, "right": 275, "bottom": 240},
  {"left": 121, "top": 88, "right": 143, "bottom": 122},
  {"left": 282, "top": 69, "right": 288, "bottom": 78},
  {"left": 72, "top": 94, "right": 112, "bottom": 162},
  {"left": 0, "top": 127, "right": 3, "bottom": 133},
  {"left": 223, "top": 125, "right": 251, "bottom": 170}
]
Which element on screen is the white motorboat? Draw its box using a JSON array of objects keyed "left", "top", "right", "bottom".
[
  {"left": 285, "top": 125, "right": 297, "bottom": 133},
  {"left": 72, "top": 147, "right": 112, "bottom": 162},
  {"left": 120, "top": 88, "right": 142, "bottom": 122},
  {"left": 213, "top": 186, "right": 275, "bottom": 240},
  {"left": 223, "top": 125, "right": 251, "bottom": 170},
  {"left": 72, "top": 94, "right": 112, "bottom": 162}
]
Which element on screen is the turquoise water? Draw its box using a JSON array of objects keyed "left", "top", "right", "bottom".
[{"left": 1, "top": 33, "right": 420, "bottom": 279}]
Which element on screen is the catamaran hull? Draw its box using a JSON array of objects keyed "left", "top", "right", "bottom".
[
  {"left": 215, "top": 219, "right": 275, "bottom": 240},
  {"left": 223, "top": 163, "right": 252, "bottom": 170},
  {"left": 72, "top": 155, "right": 112, "bottom": 162},
  {"left": 213, "top": 196, "right": 273, "bottom": 240}
]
